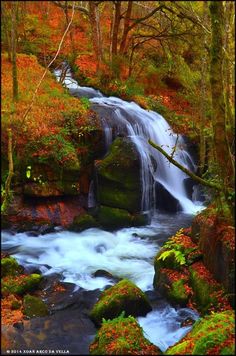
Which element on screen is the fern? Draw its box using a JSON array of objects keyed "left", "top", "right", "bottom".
[{"left": 157, "top": 249, "right": 186, "bottom": 265}]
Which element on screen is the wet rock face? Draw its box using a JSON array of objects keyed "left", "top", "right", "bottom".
[
  {"left": 2, "top": 195, "right": 87, "bottom": 232},
  {"left": 191, "top": 211, "right": 235, "bottom": 300},
  {"left": 95, "top": 137, "right": 142, "bottom": 213},
  {"left": 89, "top": 279, "right": 152, "bottom": 326},
  {"left": 155, "top": 182, "right": 181, "bottom": 213}
]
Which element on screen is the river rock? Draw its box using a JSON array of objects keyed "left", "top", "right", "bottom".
[
  {"left": 89, "top": 279, "right": 152, "bottom": 326},
  {"left": 2, "top": 274, "right": 43, "bottom": 296},
  {"left": 155, "top": 182, "right": 181, "bottom": 213},
  {"left": 1, "top": 256, "right": 23, "bottom": 278},
  {"left": 70, "top": 213, "right": 98, "bottom": 231},
  {"left": 23, "top": 294, "right": 49, "bottom": 318},
  {"left": 95, "top": 137, "right": 142, "bottom": 213},
  {"left": 96, "top": 205, "right": 148, "bottom": 229},
  {"left": 166, "top": 310, "right": 235, "bottom": 355},
  {"left": 89, "top": 314, "right": 161, "bottom": 355}
]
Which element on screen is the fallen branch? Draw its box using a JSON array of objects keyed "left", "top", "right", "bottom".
[{"left": 148, "top": 139, "right": 222, "bottom": 191}]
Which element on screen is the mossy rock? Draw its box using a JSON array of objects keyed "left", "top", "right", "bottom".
[
  {"left": 70, "top": 213, "right": 99, "bottom": 231},
  {"left": 97, "top": 137, "right": 141, "bottom": 190},
  {"left": 96, "top": 137, "right": 142, "bottom": 213},
  {"left": 2, "top": 274, "right": 42, "bottom": 296},
  {"left": 165, "top": 310, "right": 235, "bottom": 355},
  {"left": 90, "top": 279, "right": 152, "bottom": 326},
  {"left": 23, "top": 294, "right": 49, "bottom": 318},
  {"left": 23, "top": 181, "right": 80, "bottom": 197},
  {"left": 96, "top": 206, "right": 147, "bottom": 229},
  {"left": 89, "top": 314, "right": 162, "bottom": 355},
  {"left": 1, "top": 257, "right": 22, "bottom": 278},
  {"left": 97, "top": 178, "right": 141, "bottom": 212},
  {"left": 154, "top": 268, "right": 190, "bottom": 306},
  {"left": 189, "top": 263, "right": 222, "bottom": 314}
]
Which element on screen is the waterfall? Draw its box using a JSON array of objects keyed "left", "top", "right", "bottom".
[{"left": 54, "top": 65, "right": 203, "bottom": 215}]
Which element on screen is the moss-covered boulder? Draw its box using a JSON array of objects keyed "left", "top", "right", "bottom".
[
  {"left": 70, "top": 213, "right": 99, "bottom": 231},
  {"left": 96, "top": 205, "right": 148, "bottom": 229},
  {"left": 90, "top": 279, "right": 152, "bottom": 325},
  {"left": 23, "top": 294, "right": 49, "bottom": 318},
  {"left": 155, "top": 268, "right": 191, "bottom": 306},
  {"left": 191, "top": 209, "right": 235, "bottom": 302},
  {"left": 89, "top": 314, "right": 161, "bottom": 355},
  {"left": 189, "top": 262, "right": 230, "bottom": 314},
  {"left": 153, "top": 229, "right": 202, "bottom": 290},
  {"left": 153, "top": 229, "right": 231, "bottom": 312},
  {"left": 165, "top": 310, "right": 235, "bottom": 355},
  {"left": 2, "top": 274, "right": 42, "bottom": 296},
  {"left": 1, "top": 257, "right": 22, "bottom": 278},
  {"left": 96, "top": 137, "right": 142, "bottom": 213}
]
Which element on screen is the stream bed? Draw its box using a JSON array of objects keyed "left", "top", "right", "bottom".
[{"left": 2, "top": 212, "right": 199, "bottom": 354}]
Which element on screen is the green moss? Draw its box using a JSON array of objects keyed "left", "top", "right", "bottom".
[
  {"left": 90, "top": 279, "right": 152, "bottom": 326},
  {"left": 189, "top": 268, "right": 219, "bottom": 314},
  {"left": 11, "top": 300, "right": 21, "bottom": 310},
  {"left": 165, "top": 311, "right": 235, "bottom": 355},
  {"left": 98, "top": 138, "right": 140, "bottom": 190},
  {"left": 96, "top": 137, "right": 141, "bottom": 213},
  {"left": 1, "top": 257, "right": 21, "bottom": 278},
  {"left": 97, "top": 206, "right": 133, "bottom": 228},
  {"left": 98, "top": 180, "right": 141, "bottom": 213},
  {"left": 71, "top": 214, "right": 98, "bottom": 231},
  {"left": 168, "top": 280, "right": 189, "bottom": 305},
  {"left": 2, "top": 273, "right": 42, "bottom": 296},
  {"left": 89, "top": 314, "right": 161, "bottom": 355},
  {"left": 23, "top": 294, "right": 49, "bottom": 318}
]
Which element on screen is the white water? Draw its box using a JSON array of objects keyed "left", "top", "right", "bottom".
[
  {"left": 2, "top": 212, "right": 198, "bottom": 351},
  {"left": 138, "top": 306, "right": 199, "bottom": 352},
  {"left": 54, "top": 64, "right": 204, "bottom": 215}
]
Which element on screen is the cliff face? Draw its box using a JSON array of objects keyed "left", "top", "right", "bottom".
[{"left": 191, "top": 210, "right": 235, "bottom": 302}]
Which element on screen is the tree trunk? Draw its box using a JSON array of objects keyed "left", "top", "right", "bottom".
[
  {"left": 111, "top": 1, "right": 121, "bottom": 59},
  {"left": 119, "top": 0, "right": 133, "bottom": 55},
  {"left": 11, "top": 1, "right": 18, "bottom": 101},
  {"left": 223, "top": 1, "right": 234, "bottom": 131},
  {"left": 1, "top": 3, "right": 12, "bottom": 62},
  {"left": 88, "top": 1, "right": 102, "bottom": 72},
  {"left": 64, "top": 0, "right": 76, "bottom": 65},
  {"left": 209, "top": 1, "right": 234, "bottom": 188},
  {"left": 2, "top": 128, "right": 14, "bottom": 213}
]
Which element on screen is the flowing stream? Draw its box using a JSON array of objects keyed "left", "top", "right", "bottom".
[{"left": 1, "top": 64, "right": 204, "bottom": 354}]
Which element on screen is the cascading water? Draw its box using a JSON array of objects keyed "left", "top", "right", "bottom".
[
  {"left": 54, "top": 63, "right": 203, "bottom": 215},
  {"left": 1, "top": 65, "right": 204, "bottom": 354}
]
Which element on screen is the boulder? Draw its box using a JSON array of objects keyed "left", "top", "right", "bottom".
[
  {"left": 191, "top": 209, "right": 235, "bottom": 302},
  {"left": 155, "top": 182, "right": 181, "bottom": 213},
  {"left": 90, "top": 279, "right": 152, "bottom": 326},
  {"left": 96, "top": 137, "right": 142, "bottom": 213},
  {"left": 23, "top": 294, "right": 49, "bottom": 318},
  {"left": 2, "top": 274, "right": 42, "bottom": 296},
  {"left": 154, "top": 268, "right": 190, "bottom": 306},
  {"left": 70, "top": 213, "right": 98, "bottom": 231},
  {"left": 89, "top": 314, "right": 161, "bottom": 355},
  {"left": 166, "top": 310, "right": 235, "bottom": 355},
  {"left": 1, "top": 256, "right": 22, "bottom": 278},
  {"left": 96, "top": 205, "right": 148, "bottom": 229}
]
